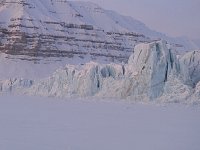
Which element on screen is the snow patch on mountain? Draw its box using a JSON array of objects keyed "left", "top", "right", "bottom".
[{"left": 0, "top": 52, "right": 95, "bottom": 79}]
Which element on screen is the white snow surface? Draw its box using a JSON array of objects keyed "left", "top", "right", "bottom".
[
  {"left": 0, "top": 52, "right": 93, "bottom": 79},
  {"left": 0, "top": 40, "right": 200, "bottom": 104},
  {"left": 0, "top": 94, "right": 200, "bottom": 150}
]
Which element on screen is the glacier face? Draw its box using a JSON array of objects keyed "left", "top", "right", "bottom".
[
  {"left": 1, "top": 40, "right": 200, "bottom": 104},
  {"left": 180, "top": 51, "right": 200, "bottom": 87},
  {"left": 127, "top": 40, "right": 180, "bottom": 99}
]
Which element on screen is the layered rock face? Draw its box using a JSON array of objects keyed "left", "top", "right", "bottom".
[
  {"left": 0, "top": 0, "right": 197, "bottom": 63},
  {"left": 1, "top": 40, "right": 200, "bottom": 104},
  {"left": 0, "top": 0, "right": 152, "bottom": 62}
]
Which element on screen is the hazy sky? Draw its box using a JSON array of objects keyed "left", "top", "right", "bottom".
[{"left": 71, "top": 0, "right": 200, "bottom": 40}]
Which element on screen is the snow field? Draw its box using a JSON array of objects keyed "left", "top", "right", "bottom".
[{"left": 0, "top": 94, "right": 200, "bottom": 150}]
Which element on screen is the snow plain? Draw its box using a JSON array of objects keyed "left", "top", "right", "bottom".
[{"left": 0, "top": 94, "right": 200, "bottom": 150}]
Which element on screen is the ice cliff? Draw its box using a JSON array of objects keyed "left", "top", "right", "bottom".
[
  {"left": 1, "top": 40, "right": 200, "bottom": 104},
  {"left": 180, "top": 51, "right": 200, "bottom": 87}
]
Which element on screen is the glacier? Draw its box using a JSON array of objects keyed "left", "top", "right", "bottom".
[
  {"left": 180, "top": 51, "right": 200, "bottom": 86},
  {"left": 0, "top": 40, "right": 200, "bottom": 104}
]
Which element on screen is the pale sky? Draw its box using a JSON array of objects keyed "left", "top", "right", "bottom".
[{"left": 71, "top": 0, "right": 200, "bottom": 40}]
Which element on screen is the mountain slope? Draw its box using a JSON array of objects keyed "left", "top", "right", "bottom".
[
  {"left": 0, "top": 0, "right": 197, "bottom": 63},
  {"left": 0, "top": 0, "right": 149, "bottom": 63}
]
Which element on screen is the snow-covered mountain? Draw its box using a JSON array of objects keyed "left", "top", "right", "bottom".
[{"left": 0, "top": 0, "right": 198, "bottom": 64}]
